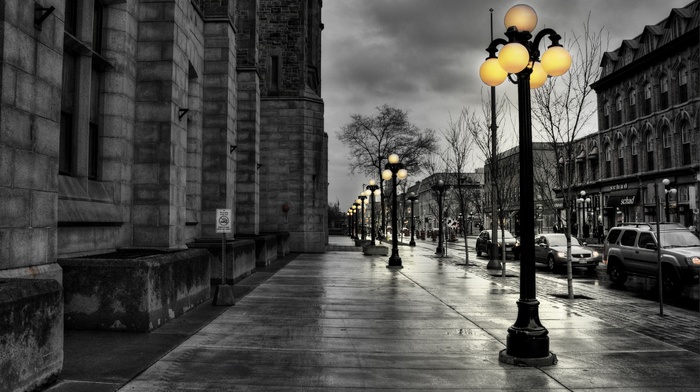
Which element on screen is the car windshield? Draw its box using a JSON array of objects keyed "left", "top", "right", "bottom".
[
  {"left": 546, "top": 235, "right": 580, "bottom": 247},
  {"left": 660, "top": 231, "right": 700, "bottom": 248},
  {"left": 493, "top": 230, "right": 515, "bottom": 239}
]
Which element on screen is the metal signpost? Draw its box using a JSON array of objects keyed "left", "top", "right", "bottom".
[{"left": 214, "top": 209, "right": 235, "bottom": 306}]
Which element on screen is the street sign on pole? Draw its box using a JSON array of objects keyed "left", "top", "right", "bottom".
[
  {"left": 216, "top": 209, "right": 232, "bottom": 233},
  {"left": 214, "top": 209, "right": 234, "bottom": 306}
]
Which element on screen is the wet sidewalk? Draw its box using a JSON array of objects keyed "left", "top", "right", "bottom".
[{"left": 108, "top": 236, "right": 698, "bottom": 391}]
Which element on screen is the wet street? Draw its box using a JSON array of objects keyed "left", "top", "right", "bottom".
[{"left": 407, "top": 235, "right": 700, "bottom": 354}]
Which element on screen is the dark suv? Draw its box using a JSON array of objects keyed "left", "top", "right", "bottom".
[{"left": 604, "top": 223, "right": 700, "bottom": 294}]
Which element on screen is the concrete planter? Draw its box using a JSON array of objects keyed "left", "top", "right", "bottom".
[
  {"left": 0, "top": 279, "right": 63, "bottom": 392},
  {"left": 188, "top": 239, "right": 256, "bottom": 285},
  {"left": 237, "top": 235, "right": 278, "bottom": 268},
  {"left": 362, "top": 245, "right": 389, "bottom": 256},
  {"left": 59, "top": 249, "right": 210, "bottom": 332}
]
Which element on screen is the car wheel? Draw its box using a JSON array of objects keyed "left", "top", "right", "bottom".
[
  {"left": 547, "top": 255, "right": 557, "bottom": 272},
  {"left": 586, "top": 265, "right": 597, "bottom": 274},
  {"left": 607, "top": 261, "right": 627, "bottom": 284},
  {"left": 661, "top": 265, "right": 684, "bottom": 297},
  {"left": 476, "top": 244, "right": 482, "bottom": 257}
]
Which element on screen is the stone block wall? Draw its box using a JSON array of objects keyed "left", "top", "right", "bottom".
[
  {"left": 0, "top": 0, "right": 62, "bottom": 282},
  {"left": 0, "top": 279, "right": 63, "bottom": 392},
  {"left": 259, "top": 97, "right": 326, "bottom": 252}
]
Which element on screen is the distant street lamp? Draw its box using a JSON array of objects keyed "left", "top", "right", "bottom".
[
  {"left": 431, "top": 180, "right": 447, "bottom": 255},
  {"left": 662, "top": 178, "right": 677, "bottom": 222},
  {"left": 382, "top": 153, "right": 408, "bottom": 268},
  {"left": 352, "top": 203, "right": 360, "bottom": 239},
  {"left": 367, "top": 180, "right": 380, "bottom": 245},
  {"left": 468, "top": 212, "right": 474, "bottom": 235},
  {"left": 358, "top": 192, "right": 368, "bottom": 240},
  {"left": 347, "top": 211, "right": 352, "bottom": 237},
  {"left": 480, "top": 4, "right": 571, "bottom": 366},
  {"left": 407, "top": 192, "right": 418, "bottom": 246}
]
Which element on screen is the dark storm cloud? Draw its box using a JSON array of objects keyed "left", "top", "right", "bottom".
[{"left": 323, "top": 0, "right": 692, "bottom": 208}]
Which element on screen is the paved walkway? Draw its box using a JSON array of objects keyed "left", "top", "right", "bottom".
[
  {"left": 109, "top": 236, "right": 698, "bottom": 391},
  {"left": 45, "top": 235, "right": 699, "bottom": 391}
]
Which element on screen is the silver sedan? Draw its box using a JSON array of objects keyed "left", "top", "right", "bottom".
[{"left": 534, "top": 233, "right": 601, "bottom": 272}]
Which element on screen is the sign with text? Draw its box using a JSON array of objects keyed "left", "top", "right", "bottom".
[{"left": 216, "top": 209, "right": 232, "bottom": 233}]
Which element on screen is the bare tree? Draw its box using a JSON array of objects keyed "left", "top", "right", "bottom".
[
  {"left": 532, "top": 15, "right": 607, "bottom": 299},
  {"left": 338, "top": 104, "right": 439, "bottom": 234},
  {"left": 469, "top": 93, "right": 516, "bottom": 275},
  {"left": 440, "top": 110, "right": 479, "bottom": 265}
]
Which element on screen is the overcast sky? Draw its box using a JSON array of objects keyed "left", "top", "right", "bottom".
[{"left": 321, "top": 0, "right": 692, "bottom": 210}]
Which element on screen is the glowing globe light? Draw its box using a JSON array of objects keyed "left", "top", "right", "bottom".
[
  {"left": 480, "top": 57, "right": 508, "bottom": 87},
  {"left": 381, "top": 169, "right": 393, "bottom": 181},
  {"left": 504, "top": 4, "right": 538, "bottom": 32},
  {"left": 498, "top": 43, "right": 530, "bottom": 74},
  {"left": 388, "top": 153, "right": 400, "bottom": 164},
  {"left": 529, "top": 61, "right": 547, "bottom": 89},
  {"left": 397, "top": 169, "right": 408, "bottom": 180},
  {"left": 541, "top": 45, "right": 572, "bottom": 76}
]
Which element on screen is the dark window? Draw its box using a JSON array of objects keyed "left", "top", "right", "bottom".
[
  {"left": 644, "top": 83, "right": 652, "bottom": 115},
  {"left": 65, "top": 0, "right": 78, "bottom": 36},
  {"left": 606, "top": 228, "right": 622, "bottom": 244},
  {"left": 605, "top": 145, "right": 612, "bottom": 178},
  {"left": 93, "top": 1, "right": 104, "bottom": 54},
  {"left": 578, "top": 161, "right": 585, "bottom": 183},
  {"left": 681, "top": 122, "right": 691, "bottom": 165},
  {"left": 662, "top": 128, "right": 672, "bottom": 169},
  {"left": 590, "top": 159, "right": 598, "bottom": 180},
  {"left": 88, "top": 68, "right": 101, "bottom": 180},
  {"left": 628, "top": 90, "right": 636, "bottom": 121},
  {"left": 660, "top": 76, "right": 669, "bottom": 109},
  {"left": 269, "top": 55, "right": 280, "bottom": 94},
  {"left": 59, "top": 112, "right": 73, "bottom": 175},
  {"left": 615, "top": 95, "right": 622, "bottom": 125},
  {"left": 679, "top": 67, "right": 688, "bottom": 102},
  {"left": 617, "top": 142, "right": 624, "bottom": 175},
  {"left": 631, "top": 137, "right": 639, "bottom": 173},
  {"left": 603, "top": 101, "right": 610, "bottom": 129},
  {"left": 620, "top": 230, "right": 637, "bottom": 247},
  {"left": 60, "top": 53, "right": 77, "bottom": 175},
  {"left": 638, "top": 232, "right": 656, "bottom": 248},
  {"left": 646, "top": 133, "right": 654, "bottom": 171}
]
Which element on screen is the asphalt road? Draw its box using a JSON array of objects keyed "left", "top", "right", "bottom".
[{"left": 408, "top": 236, "right": 700, "bottom": 354}]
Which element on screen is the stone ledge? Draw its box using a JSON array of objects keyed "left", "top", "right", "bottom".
[
  {"left": 362, "top": 245, "right": 389, "bottom": 256},
  {"left": 59, "top": 249, "right": 210, "bottom": 332},
  {"left": 0, "top": 279, "right": 63, "bottom": 392}
]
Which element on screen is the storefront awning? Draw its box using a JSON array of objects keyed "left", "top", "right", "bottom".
[{"left": 606, "top": 189, "right": 638, "bottom": 208}]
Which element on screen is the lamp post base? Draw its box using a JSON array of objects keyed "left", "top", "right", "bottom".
[
  {"left": 435, "top": 246, "right": 443, "bottom": 255},
  {"left": 387, "top": 255, "right": 403, "bottom": 268},
  {"left": 498, "top": 349, "right": 557, "bottom": 367},
  {"left": 409, "top": 240, "right": 416, "bottom": 246}
]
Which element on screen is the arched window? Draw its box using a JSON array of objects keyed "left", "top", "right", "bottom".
[
  {"left": 662, "top": 126, "right": 672, "bottom": 168},
  {"left": 644, "top": 83, "right": 652, "bottom": 115},
  {"left": 680, "top": 121, "right": 691, "bottom": 165},
  {"left": 646, "top": 131, "right": 655, "bottom": 171},
  {"left": 616, "top": 140, "right": 625, "bottom": 176},
  {"left": 605, "top": 144, "right": 612, "bottom": 178},
  {"left": 678, "top": 67, "right": 688, "bottom": 102},
  {"left": 660, "top": 75, "right": 669, "bottom": 109},
  {"left": 615, "top": 95, "right": 623, "bottom": 125},
  {"left": 630, "top": 135, "right": 639, "bottom": 173},
  {"left": 628, "top": 89, "right": 637, "bottom": 121},
  {"left": 603, "top": 101, "right": 611, "bottom": 129}
]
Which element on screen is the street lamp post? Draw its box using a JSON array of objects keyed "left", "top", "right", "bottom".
[
  {"left": 663, "top": 178, "right": 677, "bottom": 222},
  {"left": 407, "top": 192, "right": 418, "bottom": 246},
  {"left": 480, "top": 4, "right": 571, "bottom": 366},
  {"left": 382, "top": 154, "right": 408, "bottom": 268},
  {"left": 353, "top": 203, "right": 360, "bottom": 239},
  {"left": 358, "top": 194, "right": 368, "bottom": 240},
  {"left": 367, "top": 180, "right": 380, "bottom": 246},
  {"left": 431, "top": 180, "right": 447, "bottom": 255},
  {"left": 347, "top": 211, "right": 352, "bottom": 238}
]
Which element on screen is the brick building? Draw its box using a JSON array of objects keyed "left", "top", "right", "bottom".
[
  {"left": 0, "top": 1, "right": 326, "bottom": 390},
  {"left": 586, "top": 0, "right": 698, "bottom": 231}
]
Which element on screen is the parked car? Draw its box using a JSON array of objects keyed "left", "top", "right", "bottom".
[
  {"left": 534, "top": 233, "right": 601, "bottom": 272},
  {"left": 604, "top": 222, "right": 700, "bottom": 294},
  {"left": 475, "top": 229, "right": 519, "bottom": 258}
]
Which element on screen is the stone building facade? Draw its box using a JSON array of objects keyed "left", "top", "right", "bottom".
[
  {"left": 1, "top": 0, "right": 326, "bottom": 280},
  {"left": 587, "top": 1, "right": 698, "bottom": 231},
  {"left": 0, "top": 0, "right": 325, "bottom": 390}
]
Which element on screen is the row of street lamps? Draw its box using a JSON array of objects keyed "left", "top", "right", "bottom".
[{"left": 346, "top": 3, "right": 572, "bottom": 367}]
